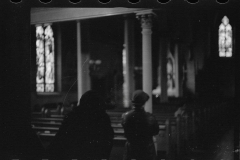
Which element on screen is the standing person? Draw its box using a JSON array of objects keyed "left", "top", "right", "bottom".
[
  {"left": 121, "top": 90, "right": 159, "bottom": 160},
  {"left": 46, "top": 90, "right": 114, "bottom": 160}
]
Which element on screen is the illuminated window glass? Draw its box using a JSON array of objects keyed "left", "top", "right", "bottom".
[
  {"left": 219, "top": 16, "right": 232, "bottom": 57},
  {"left": 36, "top": 24, "right": 55, "bottom": 92}
]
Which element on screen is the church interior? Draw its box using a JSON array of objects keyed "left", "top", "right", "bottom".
[{"left": 1, "top": 1, "right": 239, "bottom": 160}]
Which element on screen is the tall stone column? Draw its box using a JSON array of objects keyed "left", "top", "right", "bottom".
[
  {"left": 82, "top": 53, "right": 90, "bottom": 94},
  {"left": 123, "top": 15, "right": 135, "bottom": 108},
  {"left": 136, "top": 11, "right": 153, "bottom": 113},
  {"left": 178, "top": 44, "right": 184, "bottom": 97},
  {"left": 174, "top": 43, "right": 180, "bottom": 97},
  {"left": 77, "top": 21, "right": 83, "bottom": 102},
  {"left": 160, "top": 39, "right": 168, "bottom": 102},
  {"left": 57, "top": 24, "right": 62, "bottom": 92},
  {"left": 82, "top": 22, "right": 91, "bottom": 94}
]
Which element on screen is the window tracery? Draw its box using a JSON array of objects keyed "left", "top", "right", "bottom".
[
  {"left": 219, "top": 16, "right": 232, "bottom": 57},
  {"left": 36, "top": 24, "right": 55, "bottom": 92}
]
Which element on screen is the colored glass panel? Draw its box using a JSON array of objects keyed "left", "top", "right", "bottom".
[
  {"left": 36, "top": 84, "right": 44, "bottom": 92},
  {"left": 36, "top": 24, "right": 55, "bottom": 92},
  {"left": 44, "top": 25, "right": 55, "bottom": 88},
  {"left": 45, "top": 83, "right": 54, "bottom": 92},
  {"left": 36, "top": 26, "right": 45, "bottom": 87},
  {"left": 219, "top": 16, "right": 232, "bottom": 57}
]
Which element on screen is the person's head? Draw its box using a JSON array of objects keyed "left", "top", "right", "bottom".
[
  {"left": 78, "top": 90, "right": 105, "bottom": 111},
  {"left": 131, "top": 90, "right": 149, "bottom": 109}
]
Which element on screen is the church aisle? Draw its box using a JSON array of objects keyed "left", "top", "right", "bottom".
[
  {"left": 183, "top": 127, "right": 234, "bottom": 160},
  {"left": 211, "top": 128, "right": 233, "bottom": 160}
]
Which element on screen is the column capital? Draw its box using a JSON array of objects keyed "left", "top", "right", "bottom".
[
  {"left": 76, "top": 20, "right": 80, "bottom": 23},
  {"left": 44, "top": 23, "right": 52, "bottom": 26},
  {"left": 136, "top": 10, "right": 154, "bottom": 29}
]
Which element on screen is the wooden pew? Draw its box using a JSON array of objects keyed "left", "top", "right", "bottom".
[
  {"left": 35, "top": 100, "right": 230, "bottom": 157},
  {"left": 31, "top": 121, "right": 62, "bottom": 128},
  {"left": 33, "top": 125, "right": 124, "bottom": 133},
  {"left": 32, "top": 117, "right": 64, "bottom": 122},
  {"left": 40, "top": 102, "right": 63, "bottom": 117},
  {"left": 37, "top": 132, "right": 127, "bottom": 143},
  {"left": 50, "top": 115, "right": 65, "bottom": 118},
  {"left": 32, "top": 126, "right": 59, "bottom": 133},
  {"left": 31, "top": 114, "right": 185, "bottom": 160},
  {"left": 108, "top": 113, "right": 179, "bottom": 157},
  {"left": 31, "top": 112, "right": 43, "bottom": 118},
  {"left": 32, "top": 110, "right": 183, "bottom": 157}
]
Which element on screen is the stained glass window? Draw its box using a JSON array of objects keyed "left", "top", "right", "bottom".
[
  {"left": 36, "top": 24, "right": 55, "bottom": 92},
  {"left": 219, "top": 16, "right": 232, "bottom": 57}
]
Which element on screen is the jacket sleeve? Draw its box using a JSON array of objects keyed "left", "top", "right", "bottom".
[
  {"left": 121, "top": 113, "right": 126, "bottom": 127},
  {"left": 148, "top": 114, "right": 159, "bottom": 136}
]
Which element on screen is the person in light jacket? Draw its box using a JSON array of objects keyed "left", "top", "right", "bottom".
[{"left": 122, "top": 90, "right": 159, "bottom": 160}]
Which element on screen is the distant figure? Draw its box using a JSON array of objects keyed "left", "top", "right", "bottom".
[
  {"left": 174, "top": 104, "right": 187, "bottom": 118},
  {"left": 46, "top": 90, "right": 114, "bottom": 160},
  {"left": 174, "top": 101, "right": 192, "bottom": 118},
  {"left": 121, "top": 90, "right": 159, "bottom": 160}
]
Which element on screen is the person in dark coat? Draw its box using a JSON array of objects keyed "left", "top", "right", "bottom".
[
  {"left": 2, "top": 121, "right": 45, "bottom": 160},
  {"left": 46, "top": 90, "right": 114, "bottom": 160},
  {"left": 121, "top": 90, "right": 159, "bottom": 160}
]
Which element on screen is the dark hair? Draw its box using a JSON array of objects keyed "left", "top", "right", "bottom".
[
  {"left": 131, "top": 90, "right": 149, "bottom": 106},
  {"left": 79, "top": 90, "right": 105, "bottom": 111}
]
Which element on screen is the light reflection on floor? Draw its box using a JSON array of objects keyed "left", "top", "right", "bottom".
[
  {"left": 212, "top": 128, "right": 233, "bottom": 160},
  {"left": 184, "top": 127, "right": 234, "bottom": 160}
]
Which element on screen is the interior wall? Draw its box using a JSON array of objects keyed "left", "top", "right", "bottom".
[
  {"left": 194, "top": 11, "right": 236, "bottom": 98},
  {"left": 31, "top": 21, "right": 79, "bottom": 110},
  {"left": 31, "top": 16, "right": 125, "bottom": 111},
  {"left": 30, "top": 9, "right": 237, "bottom": 112}
]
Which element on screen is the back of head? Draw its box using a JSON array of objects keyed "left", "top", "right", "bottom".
[
  {"left": 78, "top": 90, "right": 105, "bottom": 112},
  {"left": 131, "top": 90, "right": 149, "bottom": 108}
]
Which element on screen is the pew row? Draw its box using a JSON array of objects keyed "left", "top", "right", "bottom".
[{"left": 31, "top": 100, "right": 232, "bottom": 159}]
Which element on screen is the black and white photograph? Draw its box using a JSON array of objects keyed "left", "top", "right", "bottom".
[{"left": 1, "top": 0, "right": 239, "bottom": 160}]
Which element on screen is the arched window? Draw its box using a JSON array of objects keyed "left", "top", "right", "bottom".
[
  {"left": 219, "top": 16, "right": 232, "bottom": 57},
  {"left": 36, "top": 24, "right": 55, "bottom": 92}
]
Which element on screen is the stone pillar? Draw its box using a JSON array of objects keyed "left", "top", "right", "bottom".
[
  {"left": 160, "top": 39, "right": 168, "bottom": 102},
  {"left": 77, "top": 21, "right": 83, "bottom": 102},
  {"left": 82, "top": 53, "right": 90, "bottom": 93},
  {"left": 82, "top": 22, "right": 91, "bottom": 94},
  {"left": 136, "top": 11, "right": 153, "bottom": 113},
  {"left": 57, "top": 24, "right": 62, "bottom": 92},
  {"left": 174, "top": 43, "right": 180, "bottom": 97},
  {"left": 178, "top": 44, "right": 184, "bottom": 97},
  {"left": 123, "top": 15, "right": 135, "bottom": 108}
]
